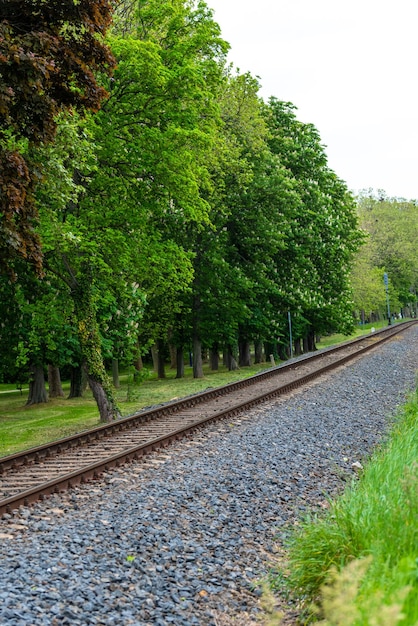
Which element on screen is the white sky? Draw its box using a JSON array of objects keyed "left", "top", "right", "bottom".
[{"left": 207, "top": 0, "right": 418, "bottom": 200}]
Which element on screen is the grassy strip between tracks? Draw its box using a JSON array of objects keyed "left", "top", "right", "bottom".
[{"left": 265, "top": 390, "right": 418, "bottom": 626}]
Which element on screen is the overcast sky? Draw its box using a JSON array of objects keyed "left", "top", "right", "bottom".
[{"left": 207, "top": 0, "right": 417, "bottom": 200}]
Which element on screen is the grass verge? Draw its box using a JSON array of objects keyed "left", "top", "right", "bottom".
[{"left": 271, "top": 390, "right": 418, "bottom": 625}]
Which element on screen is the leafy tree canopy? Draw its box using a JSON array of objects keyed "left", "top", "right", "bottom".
[
  {"left": 353, "top": 191, "right": 418, "bottom": 317},
  {"left": 0, "top": 0, "right": 116, "bottom": 276}
]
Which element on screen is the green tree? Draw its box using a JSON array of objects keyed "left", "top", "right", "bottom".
[
  {"left": 211, "top": 75, "right": 295, "bottom": 367},
  {"left": 158, "top": 70, "right": 260, "bottom": 376},
  {"left": 350, "top": 243, "right": 387, "bottom": 322},
  {"left": 266, "top": 99, "right": 363, "bottom": 346},
  {"left": 0, "top": 261, "right": 81, "bottom": 404},
  {"left": 26, "top": 111, "right": 124, "bottom": 417},
  {"left": 95, "top": 0, "right": 229, "bottom": 379},
  {"left": 353, "top": 192, "right": 418, "bottom": 319},
  {"left": 185, "top": 71, "right": 270, "bottom": 375},
  {"left": 23, "top": 0, "right": 229, "bottom": 415}
]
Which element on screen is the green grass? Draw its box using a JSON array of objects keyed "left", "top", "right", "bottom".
[
  {"left": 316, "top": 318, "right": 395, "bottom": 349},
  {"left": 277, "top": 390, "right": 418, "bottom": 625},
  {"left": 0, "top": 392, "right": 100, "bottom": 456}
]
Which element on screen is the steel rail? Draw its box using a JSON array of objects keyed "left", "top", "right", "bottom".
[
  {"left": 0, "top": 320, "right": 415, "bottom": 516},
  {"left": 1, "top": 321, "right": 412, "bottom": 474}
]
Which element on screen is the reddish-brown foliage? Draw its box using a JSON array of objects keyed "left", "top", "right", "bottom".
[
  {"left": 0, "top": 149, "right": 41, "bottom": 275},
  {"left": 0, "top": 0, "right": 117, "bottom": 143},
  {"left": 0, "top": 0, "right": 117, "bottom": 276}
]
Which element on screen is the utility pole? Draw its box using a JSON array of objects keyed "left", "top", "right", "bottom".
[
  {"left": 384, "top": 272, "right": 391, "bottom": 325},
  {"left": 288, "top": 311, "right": 294, "bottom": 358}
]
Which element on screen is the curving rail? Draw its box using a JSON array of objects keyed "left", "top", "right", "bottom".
[{"left": 0, "top": 321, "right": 415, "bottom": 516}]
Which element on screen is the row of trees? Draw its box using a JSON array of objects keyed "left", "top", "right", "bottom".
[
  {"left": 1, "top": 0, "right": 363, "bottom": 421},
  {"left": 351, "top": 191, "right": 418, "bottom": 322}
]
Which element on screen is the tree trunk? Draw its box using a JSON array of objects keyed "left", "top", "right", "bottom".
[
  {"left": 133, "top": 350, "right": 143, "bottom": 372},
  {"left": 48, "top": 364, "right": 64, "bottom": 398},
  {"left": 26, "top": 363, "right": 48, "bottom": 405},
  {"left": 192, "top": 334, "right": 204, "bottom": 378},
  {"left": 226, "top": 345, "right": 239, "bottom": 371},
  {"left": 175, "top": 346, "right": 184, "bottom": 379},
  {"left": 294, "top": 337, "right": 302, "bottom": 356},
  {"left": 254, "top": 340, "right": 263, "bottom": 364},
  {"left": 112, "top": 358, "right": 120, "bottom": 388},
  {"left": 87, "top": 373, "right": 118, "bottom": 423},
  {"left": 169, "top": 343, "right": 177, "bottom": 369},
  {"left": 157, "top": 339, "right": 166, "bottom": 379},
  {"left": 210, "top": 344, "right": 219, "bottom": 371},
  {"left": 68, "top": 365, "right": 83, "bottom": 398},
  {"left": 303, "top": 335, "right": 309, "bottom": 353},
  {"left": 307, "top": 327, "right": 317, "bottom": 352},
  {"left": 238, "top": 339, "right": 251, "bottom": 367},
  {"left": 71, "top": 274, "right": 120, "bottom": 422}
]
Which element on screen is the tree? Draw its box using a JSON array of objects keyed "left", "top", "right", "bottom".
[
  {"left": 94, "top": 0, "right": 229, "bottom": 379},
  {"left": 0, "top": 0, "right": 116, "bottom": 276},
  {"left": 24, "top": 109, "right": 125, "bottom": 418},
  {"left": 353, "top": 192, "right": 418, "bottom": 319},
  {"left": 1, "top": 265, "right": 79, "bottom": 405},
  {"left": 265, "top": 99, "right": 363, "bottom": 345},
  {"left": 178, "top": 70, "right": 276, "bottom": 376},
  {"left": 350, "top": 241, "right": 387, "bottom": 322},
  {"left": 20, "top": 0, "right": 228, "bottom": 417}
]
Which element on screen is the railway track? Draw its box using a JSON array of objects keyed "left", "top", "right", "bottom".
[{"left": 0, "top": 321, "right": 415, "bottom": 516}]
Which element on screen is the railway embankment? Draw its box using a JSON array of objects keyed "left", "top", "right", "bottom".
[{"left": 1, "top": 326, "right": 417, "bottom": 625}]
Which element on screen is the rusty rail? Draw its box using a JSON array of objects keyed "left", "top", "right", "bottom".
[{"left": 0, "top": 321, "right": 415, "bottom": 516}]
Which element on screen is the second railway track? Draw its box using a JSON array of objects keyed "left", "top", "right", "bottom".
[{"left": 1, "top": 321, "right": 415, "bottom": 516}]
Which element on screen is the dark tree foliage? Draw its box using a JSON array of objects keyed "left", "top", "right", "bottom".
[
  {"left": 0, "top": 0, "right": 116, "bottom": 276},
  {"left": 0, "top": 150, "right": 39, "bottom": 276}
]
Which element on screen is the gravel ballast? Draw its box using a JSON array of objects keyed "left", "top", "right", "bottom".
[{"left": 1, "top": 327, "right": 418, "bottom": 626}]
